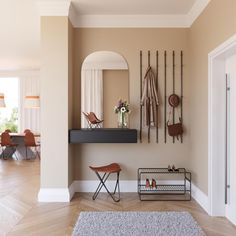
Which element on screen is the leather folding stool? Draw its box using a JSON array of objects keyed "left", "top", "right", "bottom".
[{"left": 89, "top": 163, "right": 121, "bottom": 202}]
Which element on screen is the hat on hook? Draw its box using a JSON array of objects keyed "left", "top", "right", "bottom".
[{"left": 168, "top": 94, "right": 180, "bottom": 108}]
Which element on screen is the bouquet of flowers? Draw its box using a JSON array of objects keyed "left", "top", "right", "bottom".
[
  {"left": 114, "top": 99, "right": 130, "bottom": 114},
  {"left": 114, "top": 99, "right": 130, "bottom": 128}
]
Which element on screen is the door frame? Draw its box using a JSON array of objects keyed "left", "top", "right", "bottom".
[{"left": 208, "top": 34, "right": 236, "bottom": 216}]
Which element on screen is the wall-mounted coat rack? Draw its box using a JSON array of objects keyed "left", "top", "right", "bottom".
[
  {"left": 140, "top": 50, "right": 159, "bottom": 143},
  {"left": 139, "top": 50, "right": 184, "bottom": 144}
]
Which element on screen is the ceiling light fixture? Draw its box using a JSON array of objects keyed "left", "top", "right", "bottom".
[
  {"left": 25, "top": 95, "right": 40, "bottom": 108},
  {"left": 0, "top": 93, "right": 6, "bottom": 107}
]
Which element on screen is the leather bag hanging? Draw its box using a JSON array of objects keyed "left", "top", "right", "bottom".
[
  {"left": 167, "top": 119, "right": 183, "bottom": 139},
  {"left": 167, "top": 94, "right": 183, "bottom": 140}
]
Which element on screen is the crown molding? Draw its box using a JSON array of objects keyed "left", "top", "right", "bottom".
[
  {"left": 186, "top": 0, "right": 211, "bottom": 26},
  {"left": 36, "top": 0, "right": 71, "bottom": 16},
  {"left": 71, "top": 0, "right": 210, "bottom": 28},
  {"left": 36, "top": 0, "right": 210, "bottom": 28},
  {"left": 74, "top": 14, "right": 189, "bottom": 28},
  {"left": 68, "top": 2, "right": 78, "bottom": 26},
  {"left": 36, "top": 0, "right": 77, "bottom": 27}
]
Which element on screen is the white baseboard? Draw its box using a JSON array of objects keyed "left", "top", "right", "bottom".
[
  {"left": 38, "top": 187, "right": 74, "bottom": 202},
  {"left": 72, "top": 180, "right": 137, "bottom": 193},
  {"left": 191, "top": 183, "right": 209, "bottom": 213},
  {"left": 38, "top": 180, "right": 209, "bottom": 213}
]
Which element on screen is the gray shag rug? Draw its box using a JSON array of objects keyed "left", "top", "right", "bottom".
[{"left": 72, "top": 211, "right": 205, "bottom": 236}]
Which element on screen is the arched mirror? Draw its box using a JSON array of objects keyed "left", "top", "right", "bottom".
[{"left": 81, "top": 51, "right": 129, "bottom": 128}]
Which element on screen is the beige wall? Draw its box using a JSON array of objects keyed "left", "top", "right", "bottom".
[
  {"left": 68, "top": 20, "right": 75, "bottom": 186},
  {"left": 39, "top": 0, "right": 236, "bottom": 195},
  {"left": 73, "top": 28, "right": 190, "bottom": 180},
  {"left": 41, "top": 16, "right": 71, "bottom": 188},
  {"left": 189, "top": 0, "right": 236, "bottom": 194},
  {"left": 103, "top": 70, "right": 129, "bottom": 128}
]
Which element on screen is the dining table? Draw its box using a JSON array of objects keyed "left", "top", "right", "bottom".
[{"left": 0, "top": 132, "right": 40, "bottom": 160}]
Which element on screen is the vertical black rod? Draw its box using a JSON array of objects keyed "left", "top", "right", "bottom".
[
  {"left": 148, "top": 51, "right": 151, "bottom": 67},
  {"left": 164, "top": 51, "right": 167, "bottom": 143},
  {"left": 172, "top": 51, "right": 175, "bottom": 143},
  {"left": 156, "top": 51, "right": 159, "bottom": 143},
  {"left": 140, "top": 51, "right": 143, "bottom": 143},
  {"left": 225, "top": 74, "right": 229, "bottom": 204},
  {"left": 180, "top": 51, "right": 183, "bottom": 143},
  {"left": 148, "top": 50, "right": 151, "bottom": 143}
]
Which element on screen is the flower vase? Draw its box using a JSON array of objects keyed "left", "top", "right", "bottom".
[{"left": 117, "top": 112, "right": 128, "bottom": 128}]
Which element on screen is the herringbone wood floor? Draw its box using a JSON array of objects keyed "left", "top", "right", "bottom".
[{"left": 0, "top": 159, "right": 236, "bottom": 236}]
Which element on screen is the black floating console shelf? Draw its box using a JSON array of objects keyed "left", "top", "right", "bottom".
[{"left": 69, "top": 128, "right": 138, "bottom": 143}]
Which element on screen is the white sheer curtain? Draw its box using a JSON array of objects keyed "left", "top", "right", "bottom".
[
  {"left": 19, "top": 74, "right": 40, "bottom": 133},
  {"left": 81, "top": 69, "right": 103, "bottom": 128}
]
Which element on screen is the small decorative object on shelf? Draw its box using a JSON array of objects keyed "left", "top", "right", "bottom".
[{"left": 114, "top": 99, "right": 130, "bottom": 128}]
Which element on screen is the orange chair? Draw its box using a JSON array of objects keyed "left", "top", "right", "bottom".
[
  {"left": 24, "top": 131, "right": 40, "bottom": 159},
  {"left": 0, "top": 131, "right": 18, "bottom": 160},
  {"left": 83, "top": 112, "right": 103, "bottom": 128},
  {"left": 4, "top": 129, "right": 11, "bottom": 133},
  {"left": 24, "top": 129, "right": 31, "bottom": 133},
  {"left": 89, "top": 163, "right": 121, "bottom": 202}
]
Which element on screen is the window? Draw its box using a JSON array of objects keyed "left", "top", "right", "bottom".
[{"left": 0, "top": 77, "right": 19, "bottom": 133}]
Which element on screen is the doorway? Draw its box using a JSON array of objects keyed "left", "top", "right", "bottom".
[
  {"left": 0, "top": 77, "right": 19, "bottom": 132},
  {"left": 225, "top": 54, "right": 236, "bottom": 224},
  {"left": 208, "top": 34, "right": 236, "bottom": 225}
]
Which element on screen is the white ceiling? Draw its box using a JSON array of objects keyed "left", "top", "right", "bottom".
[
  {"left": 0, "top": 0, "right": 40, "bottom": 71},
  {"left": 72, "top": 0, "right": 196, "bottom": 15},
  {"left": 0, "top": 0, "right": 209, "bottom": 71}
]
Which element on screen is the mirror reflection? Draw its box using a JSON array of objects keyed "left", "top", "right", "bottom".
[{"left": 81, "top": 51, "right": 129, "bottom": 128}]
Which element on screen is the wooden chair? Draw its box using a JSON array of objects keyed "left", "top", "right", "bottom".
[
  {"left": 24, "top": 129, "right": 40, "bottom": 145},
  {"left": 0, "top": 131, "right": 18, "bottom": 160},
  {"left": 24, "top": 131, "right": 40, "bottom": 160},
  {"left": 83, "top": 112, "right": 103, "bottom": 129},
  {"left": 89, "top": 163, "right": 121, "bottom": 202}
]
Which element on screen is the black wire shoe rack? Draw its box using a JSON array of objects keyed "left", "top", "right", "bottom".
[{"left": 138, "top": 168, "right": 191, "bottom": 201}]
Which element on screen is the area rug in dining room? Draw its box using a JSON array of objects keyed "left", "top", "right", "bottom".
[{"left": 72, "top": 211, "right": 205, "bottom": 236}]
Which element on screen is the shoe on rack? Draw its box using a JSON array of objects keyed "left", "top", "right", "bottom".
[
  {"left": 146, "top": 178, "right": 150, "bottom": 188},
  {"left": 174, "top": 167, "right": 179, "bottom": 172},
  {"left": 172, "top": 165, "right": 179, "bottom": 171},
  {"left": 168, "top": 165, "right": 173, "bottom": 172},
  {"left": 152, "top": 179, "right": 156, "bottom": 189}
]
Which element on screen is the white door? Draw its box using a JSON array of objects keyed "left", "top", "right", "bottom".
[{"left": 225, "top": 54, "right": 236, "bottom": 225}]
